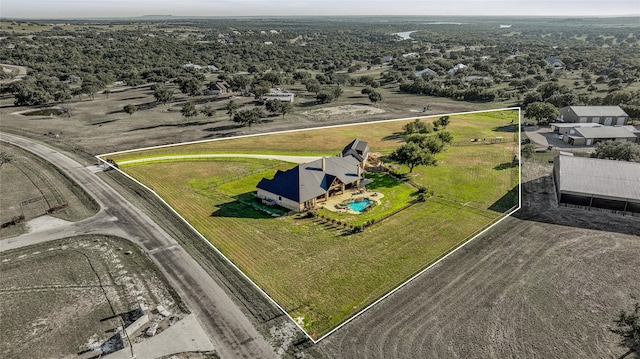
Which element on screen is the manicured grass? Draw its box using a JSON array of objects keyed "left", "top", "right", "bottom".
[
  {"left": 316, "top": 172, "right": 417, "bottom": 227},
  {"left": 108, "top": 110, "right": 517, "bottom": 163},
  {"left": 116, "top": 110, "right": 519, "bottom": 337}
]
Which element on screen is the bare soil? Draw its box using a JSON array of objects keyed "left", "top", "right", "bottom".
[
  {"left": 314, "top": 160, "right": 640, "bottom": 358},
  {"left": 0, "top": 235, "right": 187, "bottom": 359},
  {"left": 0, "top": 141, "right": 98, "bottom": 238},
  {"left": 0, "top": 85, "right": 477, "bottom": 155}
]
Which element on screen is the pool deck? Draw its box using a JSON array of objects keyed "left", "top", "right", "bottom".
[{"left": 322, "top": 189, "right": 384, "bottom": 214}]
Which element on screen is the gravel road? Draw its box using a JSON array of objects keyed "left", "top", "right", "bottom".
[{"left": 0, "top": 133, "right": 278, "bottom": 359}]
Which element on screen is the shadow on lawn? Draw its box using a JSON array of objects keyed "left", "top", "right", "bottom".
[
  {"left": 210, "top": 195, "right": 283, "bottom": 219},
  {"left": 492, "top": 124, "right": 517, "bottom": 133},
  {"left": 488, "top": 185, "right": 519, "bottom": 213},
  {"left": 494, "top": 162, "right": 518, "bottom": 170}
]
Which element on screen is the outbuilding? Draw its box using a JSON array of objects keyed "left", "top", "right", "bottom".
[
  {"left": 552, "top": 155, "right": 640, "bottom": 215},
  {"left": 558, "top": 106, "right": 629, "bottom": 126}
]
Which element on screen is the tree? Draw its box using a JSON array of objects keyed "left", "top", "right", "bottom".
[
  {"left": 407, "top": 134, "right": 445, "bottom": 154},
  {"left": 522, "top": 143, "right": 536, "bottom": 159},
  {"left": 609, "top": 302, "right": 640, "bottom": 357},
  {"left": 305, "top": 79, "right": 321, "bottom": 95},
  {"left": 177, "top": 77, "right": 202, "bottom": 96},
  {"left": 200, "top": 104, "right": 216, "bottom": 117},
  {"left": 265, "top": 100, "right": 293, "bottom": 119},
  {"left": 404, "top": 119, "right": 433, "bottom": 134},
  {"left": 368, "top": 91, "right": 382, "bottom": 105},
  {"left": 123, "top": 104, "right": 137, "bottom": 116},
  {"left": 233, "top": 108, "right": 264, "bottom": 127},
  {"left": 524, "top": 102, "right": 559, "bottom": 125},
  {"left": 226, "top": 100, "right": 239, "bottom": 118},
  {"left": 181, "top": 101, "right": 197, "bottom": 120},
  {"left": 437, "top": 115, "right": 450, "bottom": 129},
  {"left": 316, "top": 91, "right": 334, "bottom": 104},
  {"left": 103, "top": 89, "right": 111, "bottom": 98},
  {"left": 390, "top": 142, "right": 436, "bottom": 173},
  {"left": 591, "top": 141, "right": 640, "bottom": 162},
  {"left": 252, "top": 80, "right": 271, "bottom": 99},
  {"left": 152, "top": 85, "right": 174, "bottom": 104},
  {"left": 437, "top": 131, "right": 453, "bottom": 144}
]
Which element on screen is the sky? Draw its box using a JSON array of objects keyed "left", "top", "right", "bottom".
[{"left": 1, "top": 0, "right": 639, "bottom": 19}]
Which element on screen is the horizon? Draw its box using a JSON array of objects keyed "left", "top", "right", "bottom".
[{"left": 1, "top": 0, "right": 638, "bottom": 19}]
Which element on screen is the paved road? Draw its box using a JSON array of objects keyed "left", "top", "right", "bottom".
[
  {"left": 116, "top": 153, "right": 323, "bottom": 166},
  {"left": 0, "top": 133, "right": 277, "bottom": 359}
]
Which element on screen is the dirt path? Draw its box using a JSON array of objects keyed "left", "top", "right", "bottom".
[
  {"left": 116, "top": 153, "right": 322, "bottom": 166},
  {"left": 0, "top": 133, "right": 278, "bottom": 359}
]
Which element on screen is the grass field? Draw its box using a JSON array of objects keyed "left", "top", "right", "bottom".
[{"left": 113, "top": 110, "right": 519, "bottom": 337}]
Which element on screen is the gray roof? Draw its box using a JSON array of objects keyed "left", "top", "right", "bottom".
[
  {"left": 550, "top": 122, "right": 602, "bottom": 128},
  {"left": 257, "top": 155, "right": 362, "bottom": 203},
  {"left": 564, "top": 106, "right": 629, "bottom": 118},
  {"left": 573, "top": 126, "right": 636, "bottom": 139},
  {"left": 341, "top": 138, "right": 369, "bottom": 163},
  {"left": 415, "top": 68, "right": 438, "bottom": 77},
  {"left": 555, "top": 155, "right": 640, "bottom": 201}
]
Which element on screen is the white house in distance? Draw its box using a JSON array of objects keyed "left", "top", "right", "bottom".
[
  {"left": 262, "top": 91, "right": 295, "bottom": 103},
  {"left": 448, "top": 63, "right": 467, "bottom": 75},
  {"left": 558, "top": 106, "right": 629, "bottom": 126}
]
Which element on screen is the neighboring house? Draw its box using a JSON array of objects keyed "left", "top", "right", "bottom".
[
  {"left": 182, "top": 62, "right": 202, "bottom": 70},
  {"left": 207, "top": 80, "right": 230, "bottom": 95},
  {"left": 262, "top": 92, "right": 295, "bottom": 103},
  {"left": 415, "top": 68, "right": 438, "bottom": 78},
  {"left": 383, "top": 55, "right": 393, "bottom": 63},
  {"left": 560, "top": 125, "right": 638, "bottom": 146},
  {"left": 545, "top": 56, "right": 565, "bottom": 69},
  {"left": 552, "top": 155, "right": 640, "bottom": 214},
  {"left": 550, "top": 122, "right": 602, "bottom": 135},
  {"left": 558, "top": 106, "right": 629, "bottom": 126},
  {"left": 256, "top": 139, "right": 370, "bottom": 212},
  {"left": 448, "top": 63, "right": 467, "bottom": 75},
  {"left": 207, "top": 65, "right": 219, "bottom": 72},
  {"left": 402, "top": 52, "right": 420, "bottom": 59}
]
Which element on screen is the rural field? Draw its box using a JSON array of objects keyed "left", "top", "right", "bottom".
[
  {"left": 0, "top": 234, "right": 187, "bottom": 359},
  {"left": 0, "top": 141, "right": 98, "bottom": 239},
  {"left": 315, "top": 160, "right": 640, "bottom": 358},
  {"left": 110, "top": 110, "right": 520, "bottom": 337}
]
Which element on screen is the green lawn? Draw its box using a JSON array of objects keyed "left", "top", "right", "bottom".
[{"left": 115, "top": 110, "right": 519, "bottom": 338}]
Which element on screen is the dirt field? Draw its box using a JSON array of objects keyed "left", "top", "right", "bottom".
[
  {"left": 0, "top": 234, "right": 187, "bottom": 359},
  {"left": 0, "top": 84, "right": 480, "bottom": 156},
  {"left": 0, "top": 141, "right": 98, "bottom": 238},
  {"left": 314, "top": 160, "right": 640, "bottom": 358}
]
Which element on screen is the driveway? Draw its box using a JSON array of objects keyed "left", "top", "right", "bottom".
[
  {"left": 524, "top": 126, "right": 595, "bottom": 153},
  {"left": 0, "top": 133, "right": 278, "bottom": 359}
]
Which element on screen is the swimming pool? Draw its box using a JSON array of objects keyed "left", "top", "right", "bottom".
[{"left": 346, "top": 198, "right": 371, "bottom": 212}]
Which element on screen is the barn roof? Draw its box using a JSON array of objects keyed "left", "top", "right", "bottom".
[
  {"left": 564, "top": 106, "right": 629, "bottom": 118},
  {"left": 573, "top": 126, "right": 637, "bottom": 139},
  {"left": 555, "top": 155, "right": 640, "bottom": 201}
]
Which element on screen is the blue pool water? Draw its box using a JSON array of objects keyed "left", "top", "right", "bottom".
[{"left": 347, "top": 198, "right": 371, "bottom": 212}]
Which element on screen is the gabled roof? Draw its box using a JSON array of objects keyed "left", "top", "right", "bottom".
[
  {"left": 341, "top": 138, "right": 369, "bottom": 163},
  {"left": 257, "top": 156, "right": 362, "bottom": 203},
  {"left": 555, "top": 155, "right": 640, "bottom": 201},
  {"left": 563, "top": 106, "right": 629, "bottom": 118},
  {"left": 573, "top": 126, "right": 636, "bottom": 139}
]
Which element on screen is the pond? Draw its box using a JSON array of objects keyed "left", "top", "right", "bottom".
[{"left": 346, "top": 198, "right": 371, "bottom": 213}]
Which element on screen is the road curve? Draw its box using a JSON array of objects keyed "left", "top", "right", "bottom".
[{"left": 0, "top": 133, "right": 277, "bottom": 359}]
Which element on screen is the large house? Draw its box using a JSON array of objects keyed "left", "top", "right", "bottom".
[
  {"left": 256, "top": 139, "right": 370, "bottom": 212},
  {"left": 558, "top": 106, "right": 629, "bottom": 126},
  {"left": 553, "top": 155, "right": 640, "bottom": 214}
]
